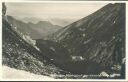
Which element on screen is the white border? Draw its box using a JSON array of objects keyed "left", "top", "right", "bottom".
[
  {"left": 0, "top": 0, "right": 127, "bottom": 81},
  {"left": 0, "top": 0, "right": 2, "bottom": 81}
]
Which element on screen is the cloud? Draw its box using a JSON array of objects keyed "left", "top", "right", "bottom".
[{"left": 6, "top": 2, "right": 107, "bottom": 20}]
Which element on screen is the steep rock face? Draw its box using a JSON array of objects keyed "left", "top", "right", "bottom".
[{"left": 50, "top": 3, "right": 125, "bottom": 71}]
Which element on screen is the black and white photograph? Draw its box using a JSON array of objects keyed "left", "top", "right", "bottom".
[{"left": 1, "top": 1, "right": 126, "bottom": 80}]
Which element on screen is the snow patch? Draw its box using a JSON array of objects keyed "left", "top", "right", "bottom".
[
  {"left": 2, "top": 66, "right": 53, "bottom": 80},
  {"left": 100, "top": 71, "right": 109, "bottom": 77},
  {"left": 82, "top": 34, "right": 86, "bottom": 37},
  {"left": 122, "top": 58, "right": 126, "bottom": 63},
  {"left": 50, "top": 47, "right": 56, "bottom": 51},
  {"left": 79, "top": 28, "right": 86, "bottom": 31},
  {"left": 83, "top": 39, "right": 92, "bottom": 44},
  {"left": 72, "top": 56, "right": 85, "bottom": 61},
  {"left": 110, "top": 73, "right": 120, "bottom": 78},
  {"left": 113, "top": 20, "right": 116, "bottom": 24},
  {"left": 111, "top": 65, "right": 121, "bottom": 71},
  {"left": 22, "top": 35, "right": 36, "bottom": 46}
]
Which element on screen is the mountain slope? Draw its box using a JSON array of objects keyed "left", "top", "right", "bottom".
[
  {"left": 48, "top": 3, "right": 125, "bottom": 73},
  {"left": 28, "top": 21, "right": 62, "bottom": 39},
  {"left": 2, "top": 14, "right": 64, "bottom": 78},
  {"left": 7, "top": 16, "right": 62, "bottom": 39}
]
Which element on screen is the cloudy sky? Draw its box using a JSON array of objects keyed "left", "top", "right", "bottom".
[
  {"left": 6, "top": 2, "right": 107, "bottom": 25},
  {"left": 6, "top": 3, "right": 107, "bottom": 19}
]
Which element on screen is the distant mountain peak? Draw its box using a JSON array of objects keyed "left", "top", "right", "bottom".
[
  {"left": 36, "top": 21, "right": 53, "bottom": 25},
  {"left": 7, "top": 15, "right": 62, "bottom": 39}
]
